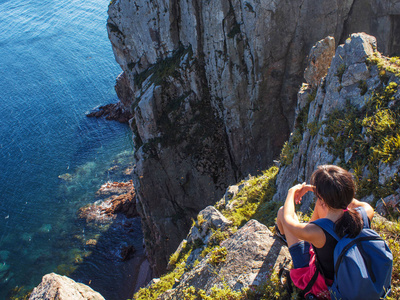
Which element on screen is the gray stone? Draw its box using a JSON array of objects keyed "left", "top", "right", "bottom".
[
  {"left": 158, "top": 220, "right": 290, "bottom": 298},
  {"left": 379, "top": 159, "right": 400, "bottom": 185},
  {"left": 187, "top": 206, "right": 232, "bottom": 246},
  {"left": 199, "top": 206, "right": 232, "bottom": 231},
  {"left": 187, "top": 226, "right": 202, "bottom": 244},
  {"left": 29, "top": 273, "right": 105, "bottom": 300},
  {"left": 361, "top": 194, "right": 375, "bottom": 204},
  {"left": 376, "top": 193, "right": 400, "bottom": 217},
  {"left": 341, "top": 63, "right": 370, "bottom": 87}
]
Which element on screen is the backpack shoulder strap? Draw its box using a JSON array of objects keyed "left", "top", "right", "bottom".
[
  {"left": 355, "top": 206, "right": 370, "bottom": 229},
  {"left": 311, "top": 218, "right": 340, "bottom": 241}
]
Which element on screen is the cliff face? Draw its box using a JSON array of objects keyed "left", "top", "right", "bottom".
[
  {"left": 133, "top": 32, "right": 400, "bottom": 300},
  {"left": 107, "top": 0, "right": 400, "bottom": 274},
  {"left": 274, "top": 32, "right": 400, "bottom": 213}
]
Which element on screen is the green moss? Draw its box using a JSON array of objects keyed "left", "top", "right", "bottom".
[
  {"left": 367, "top": 52, "right": 400, "bottom": 78},
  {"left": 197, "top": 214, "right": 206, "bottom": 229},
  {"left": 183, "top": 284, "right": 246, "bottom": 300},
  {"left": 209, "top": 228, "right": 229, "bottom": 246},
  {"left": 133, "top": 44, "right": 193, "bottom": 88},
  {"left": 322, "top": 100, "right": 363, "bottom": 163},
  {"left": 220, "top": 166, "right": 278, "bottom": 227},
  {"left": 198, "top": 229, "right": 230, "bottom": 259},
  {"left": 279, "top": 140, "right": 295, "bottom": 166},
  {"left": 208, "top": 246, "right": 228, "bottom": 266},
  {"left": 200, "top": 245, "right": 215, "bottom": 259},
  {"left": 251, "top": 268, "right": 294, "bottom": 299},
  {"left": 168, "top": 240, "right": 190, "bottom": 270},
  {"left": 306, "top": 120, "right": 321, "bottom": 136},
  {"left": 336, "top": 63, "right": 346, "bottom": 83},
  {"left": 320, "top": 76, "right": 400, "bottom": 200}
]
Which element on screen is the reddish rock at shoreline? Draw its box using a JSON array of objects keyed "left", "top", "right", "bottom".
[
  {"left": 78, "top": 180, "right": 138, "bottom": 223},
  {"left": 96, "top": 180, "right": 134, "bottom": 197}
]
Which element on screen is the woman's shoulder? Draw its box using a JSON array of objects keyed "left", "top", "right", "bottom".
[{"left": 349, "top": 199, "right": 374, "bottom": 220}]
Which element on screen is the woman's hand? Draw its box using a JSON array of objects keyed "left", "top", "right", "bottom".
[{"left": 288, "top": 182, "right": 315, "bottom": 204}]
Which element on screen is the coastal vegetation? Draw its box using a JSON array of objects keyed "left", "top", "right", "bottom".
[
  {"left": 132, "top": 47, "right": 400, "bottom": 300},
  {"left": 132, "top": 163, "right": 400, "bottom": 299}
]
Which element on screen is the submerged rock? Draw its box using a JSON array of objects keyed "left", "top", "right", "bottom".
[
  {"left": 120, "top": 245, "right": 136, "bottom": 261},
  {"left": 29, "top": 273, "right": 105, "bottom": 300},
  {"left": 58, "top": 173, "right": 73, "bottom": 181}
]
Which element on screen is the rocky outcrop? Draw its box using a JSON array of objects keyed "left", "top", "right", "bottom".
[
  {"left": 87, "top": 72, "right": 133, "bottom": 123},
  {"left": 107, "top": 0, "right": 400, "bottom": 274},
  {"left": 78, "top": 180, "right": 137, "bottom": 223},
  {"left": 158, "top": 219, "right": 290, "bottom": 299},
  {"left": 29, "top": 273, "right": 105, "bottom": 300},
  {"left": 273, "top": 32, "right": 400, "bottom": 213},
  {"left": 87, "top": 102, "right": 132, "bottom": 123}
]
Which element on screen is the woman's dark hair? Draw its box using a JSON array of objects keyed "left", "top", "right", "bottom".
[{"left": 310, "top": 165, "right": 362, "bottom": 238}]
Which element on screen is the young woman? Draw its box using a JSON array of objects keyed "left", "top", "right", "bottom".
[{"left": 276, "top": 165, "right": 374, "bottom": 297}]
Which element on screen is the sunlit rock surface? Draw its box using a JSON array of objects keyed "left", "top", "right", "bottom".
[
  {"left": 107, "top": 0, "right": 400, "bottom": 273},
  {"left": 29, "top": 273, "right": 105, "bottom": 300}
]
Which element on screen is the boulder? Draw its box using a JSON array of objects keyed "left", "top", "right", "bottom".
[
  {"left": 186, "top": 206, "right": 232, "bottom": 245},
  {"left": 198, "top": 206, "right": 232, "bottom": 232},
  {"left": 159, "top": 220, "right": 290, "bottom": 298},
  {"left": 29, "top": 273, "right": 105, "bottom": 300}
]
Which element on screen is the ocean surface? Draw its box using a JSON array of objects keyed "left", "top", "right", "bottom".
[{"left": 0, "top": 0, "right": 143, "bottom": 299}]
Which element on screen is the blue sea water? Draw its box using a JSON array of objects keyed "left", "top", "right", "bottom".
[{"left": 0, "top": 0, "right": 142, "bottom": 299}]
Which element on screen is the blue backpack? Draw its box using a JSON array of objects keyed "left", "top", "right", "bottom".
[{"left": 312, "top": 207, "right": 393, "bottom": 300}]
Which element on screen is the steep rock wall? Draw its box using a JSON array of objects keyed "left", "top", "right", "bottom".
[
  {"left": 273, "top": 32, "right": 400, "bottom": 214},
  {"left": 106, "top": 0, "right": 400, "bottom": 274}
]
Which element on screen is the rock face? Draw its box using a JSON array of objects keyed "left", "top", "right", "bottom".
[
  {"left": 273, "top": 32, "right": 400, "bottom": 213},
  {"left": 107, "top": 0, "right": 400, "bottom": 274},
  {"left": 159, "top": 219, "right": 290, "bottom": 299},
  {"left": 29, "top": 273, "right": 105, "bottom": 300}
]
